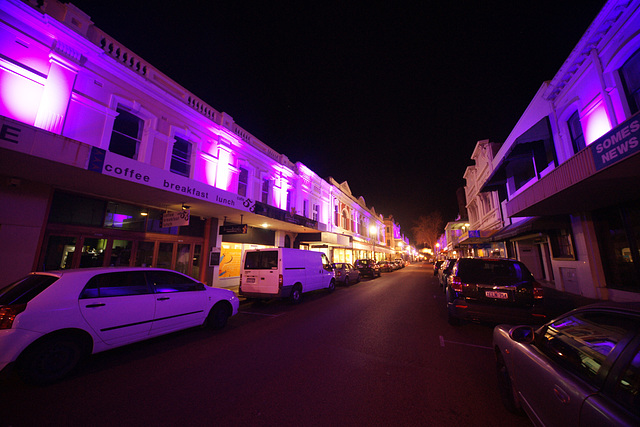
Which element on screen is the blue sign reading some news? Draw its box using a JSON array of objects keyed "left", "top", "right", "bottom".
[{"left": 591, "top": 113, "right": 640, "bottom": 171}]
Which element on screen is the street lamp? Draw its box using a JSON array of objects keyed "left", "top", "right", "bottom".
[{"left": 370, "top": 225, "right": 377, "bottom": 261}]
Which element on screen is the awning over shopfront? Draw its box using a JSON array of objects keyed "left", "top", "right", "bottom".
[
  {"left": 458, "top": 229, "right": 499, "bottom": 245},
  {"left": 491, "top": 215, "right": 571, "bottom": 241}
]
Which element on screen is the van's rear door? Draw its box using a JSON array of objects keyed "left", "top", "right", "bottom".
[{"left": 242, "top": 250, "right": 280, "bottom": 295}]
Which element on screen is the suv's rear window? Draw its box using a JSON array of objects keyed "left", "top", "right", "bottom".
[
  {"left": 0, "top": 274, "right": 59, "bottom": 305},
  {"left": 244, "top": 251, "right": 279, "bottom": 269},
  {"left": 457, "top": 259, "right": 530, "bottom": 283}
]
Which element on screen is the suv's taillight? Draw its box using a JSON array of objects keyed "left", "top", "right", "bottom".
[
  {"left": 450, "top": 276, "right": 463, "bottom": 292},
  {"left": 0, "top": 304, "right": 26, "bottom": 329},
  {"left": 533, "top": 282, "right": 544, "bottom": 299}
]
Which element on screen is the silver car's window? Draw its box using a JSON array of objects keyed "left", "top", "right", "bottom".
[
  {"left": 614, "top": 344, "right": 640, "bottom": 416},
  {"left": 540, "top": 311, "right": 637, "bottom": 385}
]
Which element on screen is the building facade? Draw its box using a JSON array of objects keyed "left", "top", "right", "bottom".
[
  {"left": 481, "top": 0, "right": 640, "bottom": 301},
  {"left": 0, "top": 0, "right": 393, "bottom": 288}
]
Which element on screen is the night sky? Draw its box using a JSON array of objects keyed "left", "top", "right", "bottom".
[{"left": 67, "top": 1, "right": 606, "bottom": 239}]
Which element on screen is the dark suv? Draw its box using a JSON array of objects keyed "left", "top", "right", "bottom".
[
  {"left": 354, "top": 259, "right": 381, "bottom": 278},
  {"left": 446, "top": 258, "right": 545, "bottom": 326}
]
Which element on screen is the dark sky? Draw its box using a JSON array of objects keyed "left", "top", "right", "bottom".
[{"left": 68, "top": 0, "right": 606, "bottom": 239}]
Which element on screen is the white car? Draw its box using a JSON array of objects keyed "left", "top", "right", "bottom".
[{"left": 0, "top": 267, "right": 239, "bottom": 383}]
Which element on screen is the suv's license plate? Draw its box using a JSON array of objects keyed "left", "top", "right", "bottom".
[{"left": 486, "top": 291, "right": 508, "bottom": 299}]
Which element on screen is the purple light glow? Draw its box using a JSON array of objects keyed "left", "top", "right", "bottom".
[
  {"left": 583, "top": 104, "right": 612, "bottom": 146},
  {"left": 0, "top": 71, "right": 42, "bottom": 124}
]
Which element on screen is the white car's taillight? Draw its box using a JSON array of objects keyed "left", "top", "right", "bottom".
[{"left": 0, "top": 304, "right": 26, "bottom": 329}]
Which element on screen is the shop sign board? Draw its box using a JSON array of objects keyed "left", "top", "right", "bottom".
[
  {"left": 591, "top": 113, "right": 640, "bottom": 171},
  {"left": 219, "top": 224, "right": 248, "bottom": 235},
  {"left": 89, "top": 148, "right": 256, "bottom": 212},
  {"left": 162, "top": 210, "right": 190, "bottom": 228}
]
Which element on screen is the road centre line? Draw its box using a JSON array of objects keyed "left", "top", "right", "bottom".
[{"left": 439, "top": 335, "right": 492, "bottom": 350}]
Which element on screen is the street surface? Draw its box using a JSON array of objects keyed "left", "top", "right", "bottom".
[{"left": 0, "top": 263, "right": 531, "bottom": 426}]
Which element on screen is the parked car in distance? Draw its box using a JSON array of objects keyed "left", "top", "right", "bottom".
[
  {"left": 394, "top": 259, "right": 406, "bottom": 268},
  {"left": 0, "top": 267, "right": 239, "bottom": 384},
  {"left": 438, "top": 259, "right": 456, "bottom": 289},
  {"left": 333, "top": 263, "right": 360, "bottom": 285},
  {"left": 354, "top": 259, "right": 381, "bottom": 278},
  {"left": 433, "top": 260, "right": 444, "bottom": 276},
  {"left": 446, "top": 257, "right": 545, "bottom": 326},
  {"left": 377, "top": 260, "right": 393, "bottom": 273},
  {"left": 493, "top": 302, "right": 640, "bottom": 426}
]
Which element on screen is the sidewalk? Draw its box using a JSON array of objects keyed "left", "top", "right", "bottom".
[{"left": 540, "top": 283, "right": 599, "bottom": 318}]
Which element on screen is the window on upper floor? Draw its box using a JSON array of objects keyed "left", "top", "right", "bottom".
[
  {"left": 110, "top": 107, "right": 143, "bottom": 159},
  {"left": 286, "top": 190, "right": 292, "bottom": 213},
  {"left": 620, "top": 47, "right": 640, "bottom": 115},
  {"left": 567, "top": 111, "right": 585, "bottom": 154},
  {"left": 334, "top": 205, "right": 339, "bottom": 226},
  {"left": 313, "top": 204, "right": 319, "bottom": 221},
  {"left": 170, "top": 136, "right": 192, "bottom": 177},
  {"left": 261, "top": 179, "right": 270, "bottom": 204},
  {"left": 303, "top": 200, "right": 309, "bottom": 218},
  {"left": 341, "top": 210, "right": 350, "bottom": 230},
  {"left": 238, "top": 167, "right": 248, "bottom": 197}
]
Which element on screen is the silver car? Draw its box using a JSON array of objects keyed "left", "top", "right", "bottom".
[
  {"left": 332, "top": 263, "right": 360, "bottom": 286},
  {"left": 493, "top": 302, "right": 640, "bottom": 426}
]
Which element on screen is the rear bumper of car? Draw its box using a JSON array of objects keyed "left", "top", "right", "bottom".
[{"left": 448, "top": 298, "right": 547, "bottom": 325}]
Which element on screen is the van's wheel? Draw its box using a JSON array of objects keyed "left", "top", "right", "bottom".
[
  {"left": 344, "top": 276, "right": 350, "bottom": 286},
  {"left": 328, "top": 279, "right": 336, "bottom": 292},
  {"left": 290, "top": 284, "right": 302, "bottom": 304},
  {"left": 17, "top": 334, "right": 85, "bottom": 384}
]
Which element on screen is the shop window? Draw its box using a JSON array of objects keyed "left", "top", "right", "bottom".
[
  {"left": 192, "top": 244, "right": 202, "bottom": 280},
  {"left": 157, "top": 242, "right": 174, "bottom": 269},
  {"left": 48, "top": 192, "right": 106, "bottom": 227},
  {"left": 104, "top": 201, "right": 147, "bottom": 231},
  {"left": 549, "top": 229, "right": 576, "bottom": 260},
  {"left": 567, "top": 111, "right": 586, "bottom": 154},
  {"left": 238, "top": 167, "right": 248, "bottom": 197},
  {"left": 593, "top": 201, "right": 640, "bottom": 292},
  {"left": 170, "top": 136, "right": 192, "bottom": 177},
  {"left": 111, "top": 240, "right": 132, "bottom": 266},
  {"left": 176, "top": 244, "right": 191, "bottom": 275},
  {"left": 79, "top": 238, "right": 108, "bottom": 268},
  {"left": 620, "top": 48, "right": 640, "bottom": 114},
  {"left": 43, "top": 236, "right": 77, "bottom": 270},
  {"left": 135, "top": 241, "right": 155, "bottom": 267},
  {"left": 109, "top": 107, "right": 143, "bottom": 159}
]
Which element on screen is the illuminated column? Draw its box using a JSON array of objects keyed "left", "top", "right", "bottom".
[{"left": 34, "top": 45, "right": 79, "bottom": 134}]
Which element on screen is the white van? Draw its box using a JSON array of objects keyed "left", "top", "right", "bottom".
[{"left": 239, "top": 248, "right": 335, "bottom": 302}]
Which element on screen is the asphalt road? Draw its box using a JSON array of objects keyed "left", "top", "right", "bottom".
[{"left": 0, "top": 263, "right": 531, "bottom": 427}]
